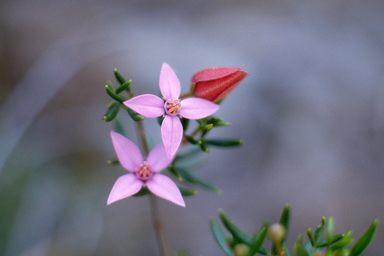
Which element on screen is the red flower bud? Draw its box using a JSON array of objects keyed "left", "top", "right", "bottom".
[{"left": 191, "top": 66, "right": 249, "bottom": 102}]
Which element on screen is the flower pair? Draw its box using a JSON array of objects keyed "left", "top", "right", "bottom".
[{"left": 107, "top": 63, "right": 248, "bottom": 206}]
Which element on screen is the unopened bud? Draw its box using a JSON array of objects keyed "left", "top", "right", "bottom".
[
  {"left": 191, "top": 66, "right": 248, "bottom": 102},
  {"left": 267, "top": 223, "right": 286, "bottom": 241},
  {"left": 233, "top": 243, "right": 249, "bottom": 256}
]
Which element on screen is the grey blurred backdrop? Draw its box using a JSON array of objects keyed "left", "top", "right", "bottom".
[{"left": 1, "top": 0, "right": 383, "bottom": 255}]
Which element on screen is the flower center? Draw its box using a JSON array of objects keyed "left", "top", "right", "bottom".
[
  {"left": 136, "top": 161, "right": 153, "bottom": 181},
  {"left": 164, "top": 99, "right": 181, "bottom": 116}
]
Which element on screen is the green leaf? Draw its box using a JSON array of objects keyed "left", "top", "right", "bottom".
[
  {"left": 103, "top": 104, "right": 120, "bottom": 122},
  {"left": 173, "top": 147, "right": 202, "bottom": 163},
  {"left": 329, "top": 232, "right": 352, "bottom": 251},
  {"left": 168, "top": 166, "right": 182, "bottom": 180},
  {"left": 116, "top": 80, "right": 132, "bottom": 94},
  {"left": 272, "top": 204, "right": 290, "bottom": 254},
  {"left": 199, "top": 141, "right": 209, "bottom": 152},
  {"left": 279, "top": 204, "right": 290, "bottom": 233},
  {"left": 107, "top": 81, "right": 114, "bottom": 91},
  {"left": 203, "top": 124, "right": 213, "bottom": 131},
  {"left": 114, "top": 69, "right": 126, "bottom": 85},
  {"left": 206, "top": 117, "right": 224, "bottom": 125},
  {"left": 339, "top": 248, "right": 350, "bottom": 255},
  {"left": 303, "top": 241, "right": 312, "bottom": 255},
  {"left": 176, "top": 167, "right": 221, "bottom": 193},
  {"left": 295, "top": 235, "right": 309, "bottom": 256},
  {"left": 349, "top": 219, "right": 378, "bottom": 256},
  {"left": 204, "top": 139, "right": 243, "bottom": 147},
  {"left": 212, "top": 122, "right": 231, "bottom": 127},
  {"left": 258, "top": 246, "right": 268, "bottom": 255},
  {"left": 127, "top": 108, "right": 144, "bottom": 122},
  {"left": 247, "top": 227, "right": 267, "bottom": 256},
  {"left": 107, "top": 159, "right": 119, "bottom": 164},
  {"left": 316, "top": 234, "right": 344, "bottom": 248},
  {"left": 157, "top": 115, "right": 164, "bottom": 126},
  {"left": 184, "top": 135, "right": 201, "bottom": 145},
  {"left": 282, "top": 243, "right": 291, "bottom": 256},
  {"left": 178, "top": 187, "right": 198, "bottom": 197},
  {"left": 327, "top": 217, "right": 334, "bottom": 244},
  {"left": 307, "top": 228, "right": 315, "bottom": 246},
  {"left": 218, "top": 209, "right": 253, "bottom": 245},
  {"left": 181, "top": 118, "right": 189, "bottom": 132},
  {"left": 314, "top": 217, "right": 327, "bottom": 243},
  {"left": 105, "top": 85, "right": 127, "bottom": 103},
  {"left": 210, "top": 218, "right": 234, "bottom": 256},
  {"left": 295, "top": 244, "right": 309, "bottom": 256}
]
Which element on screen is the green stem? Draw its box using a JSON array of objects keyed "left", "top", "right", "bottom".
[
  {"left": 179, "top": 90, "right": 193, "bottom": 99},
  {"left": 150, "top": 194, "right": 171, "bottom": 256},
  {"left": 135, "top": 119, "right": 170, "bottom": 256},
  {"left": 136, "top": 121, "right": 149, "bottom": 156}
]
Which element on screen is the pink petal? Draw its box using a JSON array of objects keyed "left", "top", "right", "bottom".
[
  {"left": 124, "top": 94, "right": 164, "bottom": 118},
  {"left": 146, "top": 143, "right": 173, "bottom": 172},
  {"left": 146, "top": 174, "right": 185, "bottom": 207},
  {"left": 161, "top": 115, "right": 183, "bottom": 159},
  {"left": 179, "top": 98, "right": 219, "bottom": 119},
  {"left": 107, "top": 174, "right": 143, "bottom": 205},
  {"left": 159, "top": 63, "right": 180, "bottom": 100},
  {"left": 110, "top": 130, "right": 143, "bottom": 171}
]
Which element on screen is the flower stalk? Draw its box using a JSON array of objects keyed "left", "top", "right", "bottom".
[{"left": 136, "top": 120, "right": 172, "bottom": 256}]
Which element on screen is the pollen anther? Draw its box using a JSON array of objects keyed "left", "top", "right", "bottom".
[
  {"left": 136, "top": 161, "right": 153, "bottom": 181},
  {"left": 164, "top": 99, "right": 181, "bottom": 116}
]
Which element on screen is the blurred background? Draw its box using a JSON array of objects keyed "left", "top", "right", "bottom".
[{"left": 1, "top": 0, "right": 384, "bottom": 255}]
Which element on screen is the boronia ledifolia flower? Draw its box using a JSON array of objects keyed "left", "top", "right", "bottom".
[
  {"left": 124, "top": 63, "right": 219, "bottom": 159},
  {"left": 108, "top": 130, "right": 185, "bottom": 207},
  {"left": 191, "top": 65, "right": 249, "bottom": 102}
]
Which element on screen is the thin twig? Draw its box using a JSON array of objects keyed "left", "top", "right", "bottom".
[
  {"left": 135, "top": 120, "right": 170, "bottom": 256},
  {"left": 150, "top": 194, "right": 171, "bottom": 256},
  {"left": 136, "top": 121, "right": 149, "bottom": 156},
  {"left": 179, "top": 90, "right": 193, "bottom": 99}
]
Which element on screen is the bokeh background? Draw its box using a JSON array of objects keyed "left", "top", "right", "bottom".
[{"left": 1, "top": 0, "right": 384, "bottom": 255}]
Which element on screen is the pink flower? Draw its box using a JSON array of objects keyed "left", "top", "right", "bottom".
[
  {"left": 124, "top": 63, "right": 219, "bottom": 159},
  {"left": 107, "top": 130, "right": 185, "bottom": 207},
  {"left": 191, "top": 66, "right": 249, "bottom": 102}
]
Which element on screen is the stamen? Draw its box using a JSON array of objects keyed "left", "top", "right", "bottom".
[
  {"left": 136, "top": 161, "right": 153, "bottom": 181},
  {"left": 164, "top": 99, "right": 181, "bottom": 116}
]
